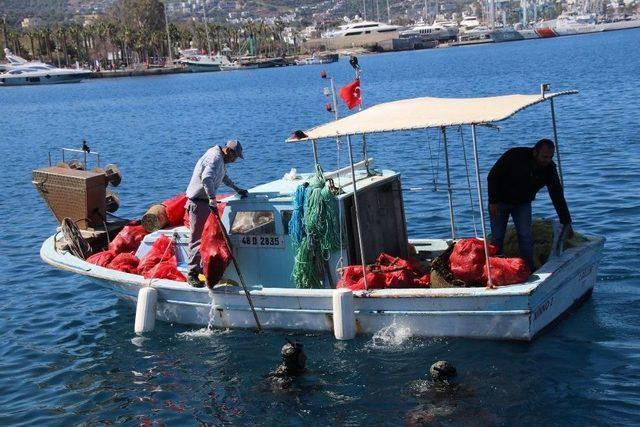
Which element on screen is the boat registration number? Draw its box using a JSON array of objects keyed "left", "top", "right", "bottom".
[{"left": 235, "top": 235, "right": 285, "bottom": 249}]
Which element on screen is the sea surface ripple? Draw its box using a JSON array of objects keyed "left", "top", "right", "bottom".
[{"left": 1, "top": 29, "right": 639, "bottom": 425}]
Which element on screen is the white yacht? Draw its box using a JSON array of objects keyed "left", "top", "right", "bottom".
[
  {"left": 553, "top": 12, "right": 597, "bottom": 36},
  {"left": 400, "top": 21, "right": 457, "bottom": 41},
  {"left": 459, "top": 15, "right": 481, "bottom": 30},
  {"left": 322, "top": 20, "right": 400, "bottom": 38},
  {"left": 0, "top": 49, "right": 91, "bottom": 86},
  {"left": 177, "top": 48, "right": 231, "bottom": 72}
]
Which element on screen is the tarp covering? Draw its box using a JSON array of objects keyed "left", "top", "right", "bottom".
[{"left": 287, "top": 91, "right": 576, "bottom": 142}]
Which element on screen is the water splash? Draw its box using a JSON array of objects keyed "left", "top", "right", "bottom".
[
  {"left": 368, "top": 320, "right": 414, "bottom": 349},
  {"left": 177, "top": 327, "right": 230, "bottom": 340}
]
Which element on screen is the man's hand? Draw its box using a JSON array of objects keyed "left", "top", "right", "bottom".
[
  {"left": 208, "top": 199, "right": 219, "bottom": 215},
  {"left": 237, "top": 189, "right": 249, "bottom": 198},
  {"left": 563, "top": 223, "right": 574, "bottom": 239},
  {"left": 489, "top": 203, "right": 499, "bottom": 217}
]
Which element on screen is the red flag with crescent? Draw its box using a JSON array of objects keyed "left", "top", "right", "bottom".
[{"left": 339, "top": 78, "right": 361, "bottom": 110}]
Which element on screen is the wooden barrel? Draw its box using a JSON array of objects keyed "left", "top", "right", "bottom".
[{"left": 141, "top": 204, "right": 168, "bottom": 232}]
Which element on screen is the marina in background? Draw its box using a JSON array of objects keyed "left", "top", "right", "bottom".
[{"left": 2, "top": 0, "right": 640, "bottom": 83}]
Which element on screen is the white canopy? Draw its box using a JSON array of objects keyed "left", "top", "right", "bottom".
[{"left": 287, "top": 91, "right": 577, "bottom": 142}]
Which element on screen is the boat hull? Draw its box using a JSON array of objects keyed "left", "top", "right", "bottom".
[
  {"left": 0, "top": 72, "right": 89, "bottom": 86},
  {"left": 41, "top": 235, "right": 604, "bottom": 341},
  {"left": 184, "top": 62, "right": 221, "bottom": 72}
]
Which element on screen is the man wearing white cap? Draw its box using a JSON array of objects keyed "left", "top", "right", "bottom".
[{"left": 185, "top": 140, "right": 248, "bottom": 288}]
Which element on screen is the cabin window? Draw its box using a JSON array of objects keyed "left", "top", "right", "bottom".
[{"left": 231, "top": 211, "right": 276, "bottom": 235}]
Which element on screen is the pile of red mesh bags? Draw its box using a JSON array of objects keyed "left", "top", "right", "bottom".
[
  {"left": 138, "top": 234, "right": 185, "bottom": 281},
  {"left": 107, "top": 223, "right": 148, "bottom": 254},
  {"left": 449, "top": 238, "right": 530, "bottom": 287},
  {"left": 87, "top": 225, "right": 185, "bottom": 282},
  {"left": 483, "top": 257, "right": 530, "bottom": 286},
  {"left": 337, "top": 253, "right": 430, "bottom": 291},
  {"left": 86, "top": 249, "right": 117, "bottom": 267}
]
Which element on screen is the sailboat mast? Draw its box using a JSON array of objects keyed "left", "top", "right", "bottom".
[
  {"left": 386, "top": 0, "right": 391, "bottom": 22},
  {"left": 202, "top": 5, "right": 212, "bottom": 54}
]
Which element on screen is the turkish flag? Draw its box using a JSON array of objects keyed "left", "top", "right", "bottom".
[{"left": 340, "top": 78, "right": 361, "bottom": 110}]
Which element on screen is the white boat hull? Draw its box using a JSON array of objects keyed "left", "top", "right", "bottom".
[
  {"left": 41, "top": 235, "right": 604, "bottom": 340},
  {"left": 0, "top": 72, "right": 90, "bottom": 86}
]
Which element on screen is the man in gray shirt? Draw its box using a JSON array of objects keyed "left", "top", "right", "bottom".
[{"left": 185, "top": 140, "right": 248, "bottom": 287}]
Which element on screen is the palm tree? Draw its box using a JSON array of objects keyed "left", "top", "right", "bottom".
[{"left": 23, "top": 29, "right": 37, "bottom": 59}]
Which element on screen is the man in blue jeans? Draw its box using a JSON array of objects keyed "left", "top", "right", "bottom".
[{"left": 488, "top": 139, "right": 573, "bottom": 271}]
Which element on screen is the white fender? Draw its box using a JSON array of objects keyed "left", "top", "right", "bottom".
[
  {"left": 135, "top": 287, "right": 158, "bottom": 334},
  {"left": 333, "top": 288, "right": 356, "bottom": 340}
]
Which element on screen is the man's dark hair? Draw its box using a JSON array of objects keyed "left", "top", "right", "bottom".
[{"left": 534, "top": 138, "right": 555, "bottom": 151}]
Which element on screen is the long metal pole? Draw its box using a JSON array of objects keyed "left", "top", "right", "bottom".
[
  {"left": 386, "top": 0, "right": 391, "bottom": 22},
  {"left": 329, "top": 77, "right": 339, "bottom": 120},
  {"left": 163, "top": 2, "right": 173, "bottom": 62},
  {"left": 441, "top": 127, "right": 455, "bottom": 239},
  {"left": 312, "top": 138, "right": 319, "bottom": 166},
  {"left": 213, "top": 211, "right": 262, "bottom": 331},
  {"left": 347, "top": 135, "right": 369, "bottom": 289},
  {"left": 549, "top": 98, "right": 564, "bottom": 187},
  {"left": 470, "top": 125, "right": 494, "bottom": 288},
  {"left": 363, "top": 0, "right": 367, "bottom": 20}
]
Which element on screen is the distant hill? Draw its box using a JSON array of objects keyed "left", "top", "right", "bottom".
[{"left": 0, "top": 0, "right": 436, "bottom": 27}]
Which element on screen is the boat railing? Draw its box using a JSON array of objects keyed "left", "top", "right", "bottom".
[{"left": 49, "top": 147, "right": 101, "bottom": 170}]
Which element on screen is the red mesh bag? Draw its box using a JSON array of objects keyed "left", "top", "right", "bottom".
[
  {"left": 483, "top": 257, "right": 531, "bottom": 286},
  {"left": 198, "top": 199, "right": 229, "bottom": 286},
  {"left": 338, "top": 266, "right": 398, "bottom": 290},
  {"left": 108, "top": 224, "right": 148, "bottom": 254},
  {"left": 108, "top": 252, "right": 140, "bottom": 274},
  {"left": 414, "top": 274, "right": 431, "bottom": 288},
  {"left": 138, "top": 234, "right": 175, "bottom": 275},
  {"left": 449, "top": 238, "right": 497, "bottom": 284},
  {"left": 163, "top": 194, "right": 188, "bottom": 227},
  {"left": 143, "top": 258, "right": 186, "bottom": 281},
  {"left": 87, "top": 249, "right": 117, "bottom": 267},
  {"left": 384, "top": 268, "right": 416, "bottom": 288},
  {"left": 337, "top": 265, "right": 363, "bottom": 289},
  {"left": 377, "top": 253, "right": 424, "bottom": 276},
  {"left": 200, "top": 211, "right": 231, "bottom": 287}
]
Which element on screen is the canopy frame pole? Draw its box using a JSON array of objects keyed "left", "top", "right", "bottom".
[
  {"left": 347, "top": 135, "right": 368, "bottom": 290},
  {"left": 362, "top": 134, "right": 371, "bottom": 175},
  {"left": 470, "top": 125, "right": 494, "bottom": 288},
  {"left": 441, "top": 126, "right": 456, "bottom": 239},
  {"left": 549, "top": 98, "right": 564, "bottom": 187},
  {"left": 311, "top": 138, "right": 319, "bottom": 167}
]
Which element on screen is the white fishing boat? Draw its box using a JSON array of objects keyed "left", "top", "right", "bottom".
[
  {"left": 295, "top": 53, "right": 339, "bottom": 66},
  {"left": 37, "top": 86, "right": 604, "bottom": 341},
  {"left": 0, "top": 49, "right": 91, "bottom": 86}
]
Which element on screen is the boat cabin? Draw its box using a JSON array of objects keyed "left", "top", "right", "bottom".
[{"left": 136, "top": 163, "right": 410, "bottom": 288}]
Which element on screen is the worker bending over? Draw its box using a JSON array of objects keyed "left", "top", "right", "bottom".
[
  {"left": 488, "top": 138, "right": 573, "bottom": 271},
  {"left": 185, "top": 140, "right": 248, "bottom": 288}
]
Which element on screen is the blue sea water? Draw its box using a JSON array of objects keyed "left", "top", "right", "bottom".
[{"left": 1, "top": 29, "right": 640, "bottom": 425}]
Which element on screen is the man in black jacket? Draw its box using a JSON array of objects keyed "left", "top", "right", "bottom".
[{"left": 487, "top": 139, "right": 573, "bottom": 271}]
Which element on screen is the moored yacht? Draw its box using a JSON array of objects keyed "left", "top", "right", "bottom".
[
  {"left": 459, "top": 15, "right": 481, "bottom": 31},
  {"left": 177, "top": 48, "right": 231, "bottom": 72},
  {"left": 322, "top": 20, "right": 400, "bottom": 38},
  {"left": 400, "top": 21, "right": 458, "bottom": 41},
  {"left": 0, "top": 49, "right": 91, "bottom": 86}
]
